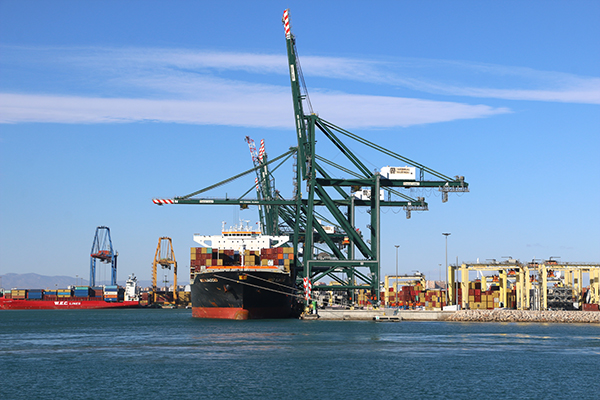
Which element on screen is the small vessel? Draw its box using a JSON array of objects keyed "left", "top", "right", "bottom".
[
  {"left": 190, "top": 221, "right": 300, "bottom": 319},
  {"left": 0, "top": 274, "right": 140, "bottom": 310}
]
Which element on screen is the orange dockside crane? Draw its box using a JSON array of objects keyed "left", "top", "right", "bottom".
[{"left": 152, "top": 237, "right": 178, "bottom": 304}]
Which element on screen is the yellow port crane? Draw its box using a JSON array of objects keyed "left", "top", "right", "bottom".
[{"left": 152, "top": 237, "right": 178, "bottom": 304}]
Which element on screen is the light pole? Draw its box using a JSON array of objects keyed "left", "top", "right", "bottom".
[
  {"left": 395, "top": 245, "right": 399, "bottom": 305},
  {"left": 443, "top": 233, "right": 451, "bottom": 303}
]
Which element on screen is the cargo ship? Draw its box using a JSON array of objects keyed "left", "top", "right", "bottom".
[
  {"left": 0, "top": 274, "right": 140, "bottom": 310},
  {"left": 190, "top": 221, "right": 301, "bottom": 319}
]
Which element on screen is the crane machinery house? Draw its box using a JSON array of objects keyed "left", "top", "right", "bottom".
[
  {"left": 352, "top": 189, "right": 385, "bottom": 201},
  {"left": 381, "top": 166, "right": 416, "bottom": 180}
]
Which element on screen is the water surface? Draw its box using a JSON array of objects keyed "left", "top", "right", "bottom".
[{"left": 1, "top": 309, "right": 598, "bottom": 399}]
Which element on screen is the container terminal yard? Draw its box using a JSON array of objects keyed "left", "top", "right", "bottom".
[
  {"left": 3, "top": 10, "right": 598, "bottom": 321},
  {"left": 2, "top": 226, "right": 598, "bottom": 321}
]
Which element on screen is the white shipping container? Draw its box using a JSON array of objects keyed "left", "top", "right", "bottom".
[{"left": 381, "top": 166, "right": 416, "bottom": 180}]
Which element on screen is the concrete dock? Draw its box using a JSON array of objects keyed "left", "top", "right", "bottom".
[{"left": 303, "top": 308, "right": 453, "bottom": 321}]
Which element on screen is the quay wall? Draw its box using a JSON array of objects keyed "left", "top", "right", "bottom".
[
  {"left": 310, "top": 308, "right": 600, "bottom": 323},
  {"left": 314, "top": 309, "right": 452, "bottom": 321}
]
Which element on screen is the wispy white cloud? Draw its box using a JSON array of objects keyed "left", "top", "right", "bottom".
[
  {"left": 0, "top": 92, "right": 509, "bottom": 128},
  {"left": 430, "top": 83, "right": 600, "bottom": 104},
  {"left": 390, "top": 60, "right": 600, "bottom": 104},
  {"left": 2, "top": 45, "right": 596, "bottom": 127}
]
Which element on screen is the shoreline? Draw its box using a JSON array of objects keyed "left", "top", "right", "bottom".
[{"left": 447, "top": 309, "right": 600, "bottom": 324}]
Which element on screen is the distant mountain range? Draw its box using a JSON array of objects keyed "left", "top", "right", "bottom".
[{"left": 0, "top": 273, "right": 153, "bottom": 289}]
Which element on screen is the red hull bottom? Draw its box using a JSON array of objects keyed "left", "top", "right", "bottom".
[
  {"left": 0, "top": 299, "right": 140, "bottom": 310},
  {"left": 192, "top": 306, "right": 292, "bottom": 320}
]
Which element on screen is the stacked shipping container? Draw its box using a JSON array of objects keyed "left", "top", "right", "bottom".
[
  {"left": 190, "top": 246, "right": 294, "bottom": 280},
  {"left": 2, "top": 286, "right": 120, "bottom": 302},
  {"left": 382, "top": 281, "right": 517, "bottom": 310},
  {"left": 383, "top": 284, "right": 429, "bottom": 308},
  {"left": 464, "top": 281, "right": 516, "bottom": 309},
  {"left": 103, "top": 285, "right": 119, "bottom": 302}
]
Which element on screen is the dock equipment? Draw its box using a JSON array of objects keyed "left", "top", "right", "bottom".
[
  {"left": 152, "top": 237, "right": 178, "bottom": 304},
  {"left": 448, "top": 260, "right": 600, "bottom": 310},
  {"left": 89, "top": 226, "right": 117, "bottom": 287},
  {"left": 152, "top": 9, "right": 469, "bottom": 307}
]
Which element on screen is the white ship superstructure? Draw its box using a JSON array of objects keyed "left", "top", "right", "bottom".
[{"left": 193, "top": 221, "right": 289, "bottom": 252}]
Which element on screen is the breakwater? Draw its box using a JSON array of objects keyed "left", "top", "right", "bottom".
[{"left": 447, "top": 309, "right": 600, "bottom": 323}]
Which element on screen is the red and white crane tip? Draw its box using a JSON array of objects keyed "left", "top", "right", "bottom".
[
  {"left": 153, "top": 198, "right": 174, "bottom": 205},
  {"left": 283, "top": 9, "right": 291, "bottom": 39}
]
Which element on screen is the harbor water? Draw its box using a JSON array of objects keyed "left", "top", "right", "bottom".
[{"left": 1, "top": 309, "right": 598, "bottom": 399}]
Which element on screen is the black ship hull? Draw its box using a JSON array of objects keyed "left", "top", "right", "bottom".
[{"left": 191, "top": 270, "right": 300, "bottom": 319}]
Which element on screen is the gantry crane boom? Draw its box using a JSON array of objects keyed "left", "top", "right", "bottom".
[
  {"left": 244, "top": 136, "right": 280, "bottom": 236},
  {"left": 245, "top": 136, "right": 267, "bottom": 232},
  {"left": 283, "top": 9, "right": 311, "bottom": 182}
]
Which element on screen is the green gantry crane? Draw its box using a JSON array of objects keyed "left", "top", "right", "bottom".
[{"left": 153, "top": 9, "right": 469, "bottom": 306}]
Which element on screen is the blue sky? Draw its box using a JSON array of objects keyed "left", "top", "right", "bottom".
[{"left": 1, "top": 1, "right": 599, "bottom": 286}]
